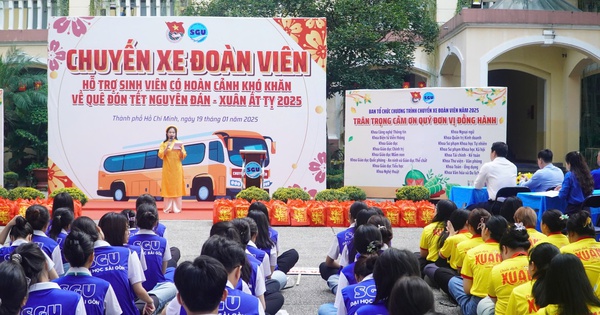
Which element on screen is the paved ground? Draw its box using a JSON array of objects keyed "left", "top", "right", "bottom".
[{"left": 162, "top": 220, "right": 461, "bottom": 315}]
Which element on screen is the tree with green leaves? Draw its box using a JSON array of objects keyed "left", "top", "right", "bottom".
[
  {"left": 182, "top": 0, "right": 439, "bottom": 97},
  {"left": 0, "top": 47, "right": 48, "bottom": 177}
]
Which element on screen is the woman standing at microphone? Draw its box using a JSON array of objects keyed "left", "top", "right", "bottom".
[{"left": 158, "top": 125, "right": 187, "bottom": 213}]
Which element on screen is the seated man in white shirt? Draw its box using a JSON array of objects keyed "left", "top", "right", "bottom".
[
  {"left": 518, "top": 149, "right": 564, "bottom": 192},
  {"left": 467, "top": 141, "right": 517, "bottom": 213}
]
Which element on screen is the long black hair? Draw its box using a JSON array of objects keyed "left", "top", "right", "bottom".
[
  {"left": 246, "top": 210, "right": 274, "bottom": 250},
  {"left": 0, "top": 256, "right": 28, "bottom": 315},
  {"left": 48, "top": 207, "right": 74, "bottom": 241},
  {"left": 373, "top": 248, "right": 420, "bottom": 306},
  {"left": 565, "top": 151, "right": 594, "bottom": 197},
  {"left": 63, "top": 230, "right": 95, "bottom": 268},
  {"left": 437, "top": 208, "right": 469, "bottom": 249},
  {"left": 530, "top": 243, "right": 560, "bottom": 307}
]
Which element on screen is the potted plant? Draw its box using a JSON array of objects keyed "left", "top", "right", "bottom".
[
  {"left": 26, "top": 162, "right": 48, "bottom": 190},
  {"left": 3, "top": 171, "right": 19, "bottom": 189}
]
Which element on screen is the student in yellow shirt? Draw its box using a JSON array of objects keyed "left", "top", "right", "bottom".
[
  {"left": 537, "top": 210, "right": 569, "bottom": 249},
  {"left": 448, "top": 215, "right": 508, "bottom": 315},
  {"left": 432, "top": 208, "right": 490, "bottom": 300},
  {"left": 535, "top": 253, "right": 600, "bottom": 315},
  {"left": 560, "top": 211, "right": 600, "bottom": 288},
  {"left": 506, "top": 243, "right": 560, "bottom": 315},
  {"left": 481, "top": 224, "right": 532, "bottom": 315},
  {"left": 419, "top": 200, "right": 457, "bottom": 273},
  {"left": 514, "top": 207, "right": 547, "bottom": 246}
]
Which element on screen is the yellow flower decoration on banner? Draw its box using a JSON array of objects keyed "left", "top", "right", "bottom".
[
  {"left": 306, "top": 18, "right": 325, "bottom": 29},
  {"left": 279, "top": 18, "right": 303, "bottom": 42},
  {"left": 305, "top": 30, "right": 327, "bottom": 69}
]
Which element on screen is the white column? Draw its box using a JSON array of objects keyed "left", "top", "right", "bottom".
[
  {"left": 36, "top": 0, "right": 42, "bottom": 29},
  {"left": 26, "top": 0, "right": 34, "bottom": 29},
  {"left": 155, "top": 0, "right": 160, "bottom": 16},
  {"left": 143, "top": 0, "right": 149, "bottom": 16},
  {"left": 8, "top": 0, "right": 15, "bottom": 30},
  {"left": 125, "top": 0, "right": 131, "bottom": 16},
  {"left": 16, "top": 0, "right": 24, "bottom": 30},
  {"left": 0, "top": 1, "right": 5, "bottom": 30}
]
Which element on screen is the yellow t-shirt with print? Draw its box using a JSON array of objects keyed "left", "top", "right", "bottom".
[
  {"left": 419, "top": 222, "right": 445, "bottom": 262},
  {"left": 455, "top": 235, "right": 484, "bottom": 269},
  {"left": 536, "top": 233, "right": 569, "bottom": 249},
  {"left": 489, "top": 255, "right": 531, "bottom": 315},
  {"left": 561, "top": 237, "right": 600, "bottom": 288},
  {"left": 439, "top": 230, "right": 472, "bottom": 270},
  {"left": 461, "top": 241, "right": 502, "bottom": 298},
  {"left": 536, "top": 304, "right": 600, "bottom": 315},
  {"left": 527, "top": 228, "right": 547, "bottom": 247},
  {"left": 506, "top": 280, "right": 539, "bottom": 315}
]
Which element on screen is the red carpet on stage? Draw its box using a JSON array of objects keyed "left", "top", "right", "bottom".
[{"left": 81, "top": 200, "right": 214, "bottom": 220}]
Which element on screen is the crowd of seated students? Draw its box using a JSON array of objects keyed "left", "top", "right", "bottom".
[{"left": 5, "top": 191, "right": 600, "bottom": 315}]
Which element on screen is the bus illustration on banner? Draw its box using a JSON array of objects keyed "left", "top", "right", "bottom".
[{"left": 97, "top": 130, "right": 276, "bottom": 201}]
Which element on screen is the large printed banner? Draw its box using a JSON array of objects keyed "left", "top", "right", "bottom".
[
  {"left": 48, "top": 17, "right": 327, "bottom": 201},
  {"left": 344, "top": 88, "right": 507, "bottom": 198}
]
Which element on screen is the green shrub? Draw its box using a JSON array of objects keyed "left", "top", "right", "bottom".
[
  {"left": 7, "top": 187, "right": 45, "bottom": 200},
  {"left": 396, "top": 186, "right": 431, "bottom": 201},
  {"left": 49, "top": 187, "right": 89, "bottom": 206},
  {"left": 337, "top": 186, "right": 366, "bottom": 201},
  {"left": 236, "top": 186, "right": 270, "bottom": 202},
  {"left": 327, "top": 169, "right": 344, "bottom": 189},
  {"left": 272, "top": 187, "right": 311, "bottom": 202},
  {"left": 314, "top": 189, "right": 349, "bottom": 202},
  {"left": 4, "top": 172, "right": 19, "bottom": 188},
  {"left": 0, "top": 187, "right": 8, "bottom": 199}
]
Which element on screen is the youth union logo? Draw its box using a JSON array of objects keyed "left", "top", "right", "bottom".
[
  {"left": 188, "top": 23, "right": 208, "bottom": 43},
  {"left": 165, "top": 21, "right": 185, "bottom": 43},
  {"left": 410, "top": 91, "right": 422, "bottom": 103},
  {"left": 245, "top": 162, "right": 262, "bottom": 179}
]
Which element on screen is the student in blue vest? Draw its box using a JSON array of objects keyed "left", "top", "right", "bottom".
[
  {"left": 355, "top": 248, "right": 421, "bottom": 315},
  {"left": 339, "top": 253, "right": 378, "bottom": 315},
  {"left": 98, "top": 212, "right": 148, "bottom": 272},
  {"left": 240, "top": 217, "right": 272, "bottom": 281},
  {"left": 129, "top": 204, "right": 177, "bottom": 313},
  {"left": 12, "top": 242, "right": 86, "bottom": 314},
  {"left": 122, "top": 208, "right": 140, "bottom": 237},
  {"left": 339, "top": 208, "right": 384, "bottom": 268},
  {"left": 25, "top": 204, "right": 65, "bottom": 276},
  {"left": 165, "top": 236, "right": 265, "bottom": 315},
  {"left": 0, "top": 252, "right": 28, "bottom": 315},
  {"left": 54, "top": 230, "right": 122, "bottom": 315},
  {"left": 71, "top": 216, "right": 155, "bottom": 315},
  {"left": 0, "top": 216, "right": 59, "bottom": 280},
  {"left": 320, "top": 224, "right": 384, "bottom": 315},
  {"left": 172, "top": 256, "right": 228, "bottom": 315},
  {"left": 48, "top": 207, "right": 74, "bottom": 274},
  {"left": 319, "top": 202, "right": 368, "bottom": 293},
  {"left": 136, "top": 193, "right": 169, "bottom": 238},
  {"left": 45, "top": 191, "right": 75, "bottom": 234},
  {"left": 248, "top": 202, "right": 299, "bottom": 275},
  {"left": 231, "top": 218, "right": 283, "bottom": 315}
]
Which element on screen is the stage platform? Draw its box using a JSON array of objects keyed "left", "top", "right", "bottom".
[{"left": 81, "top": 200, "right": 213, "bottom": 220}]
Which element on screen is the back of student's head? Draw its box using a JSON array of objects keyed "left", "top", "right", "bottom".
[
  {"left": 0, "top": 258, "right": 28, "bottom": 315},
  {"left": 486, "top": 215, "right": 509, "bottom": 242},
  {"left": 367, "top": 215, "right": 393, "bottom": 245},
  {"left": 136, "top": 193, "right": 157, "bottom": 209},
  {"left": 9, "top": 216, "right": 33, "bottom": 241},
  {"left": 52, "top": 192, "right": 74, "bottom": 212},
  {"left": 352, "top": 224, "right": 383, "bottom": 257},
  {"left": 356, "top": 208, "right": 380, "bottom": 228},
  {"left": 468, "top": 208, "right": 491, "bottom": 235},
  {"left": 438, "top": 209, "right": 470, "bottom": 249},
  {"left": 136, "top": 203, "right": 159, "bottom": 230},
  {"left": 500, "top": 224, "right": 530, "bottom": 252},
  {"left": 541, "top": 209, "right": 567, "bottom": 233},
  {"left": 246, "top": 210, "right": 274, "bottom": 249},
  {"left": 353, "top": 254, "right": 378, "bottom": 280},
  {"left": 63, "top": 230, "right": 95, "bottom": 268},
  {"left": 514, "top": 207, "right": 537, "bottom": 228},
  {"left": 491, "top": 142, "right": 509, "bottom": 157},
  {"left": 71, "top": 216, "right": 100, "bottom": 242},
  {"left": 566, "top": 211, "right": 595, "bottom": 237},
  {"left": 387, "top": 276, "right": 435, "bottom": 315},
  {"left": 11, "top": 243, "right": 46, "bottom": 285},
  {"left": 499, "top": 196, "right": 523, "bottom": 224},
  {"left": 538, "top": 149, "right": 553, "bottom": 163},
  {"left": 373, "top": 248, "right": 420, "bottom": 305},
  {"left": 432, "top": 200, "right": 457, "bottom": 223},
  {"left": 542, "top": 253, "right": 600, "bottom": 313},
  {"left": 231, "top": 218, "right": 252, "bottom": 245},
  {"left": 248, "top": 202, "right": 269, "bottom": 219},
  {"left": 349, "top": 201, "right": 368, "bottom": 220},
  {"left": 121, "top": 209, "right": 137, "bottom": 229},
  {"left": 48, "top": 207, "right": 74, "bottom": 241},
  {"left": 210, "top": 221, "right": 242, "bottom": 244},
  {"left": 174, "top": 256, "right": 227, "bottom": 314},
  {"left": 25, "top": 204, "right": 50, "bottom": 231},
  {"left": 201, "top": 235, "right": 247, "bottom": 273},
  {"left": 530, "top": 243, "right": 560, "bottom": 306},
  {"left": 98, "top": 212, "right": 128, "bottom": 246}
]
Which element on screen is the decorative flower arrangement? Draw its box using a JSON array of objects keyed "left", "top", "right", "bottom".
[{"left": 516, "top": 172, "right": 533, "bottom": 185}]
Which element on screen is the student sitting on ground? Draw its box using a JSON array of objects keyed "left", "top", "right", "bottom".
[
  {"left": 514, "top": 207, "right": 546, "bottom": 246},
  {"left": 537, "top": 210, "right": 569, "bottom": 249},
  {"left": 172, "top": 256, "right": 228, "bottom": 315}
]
